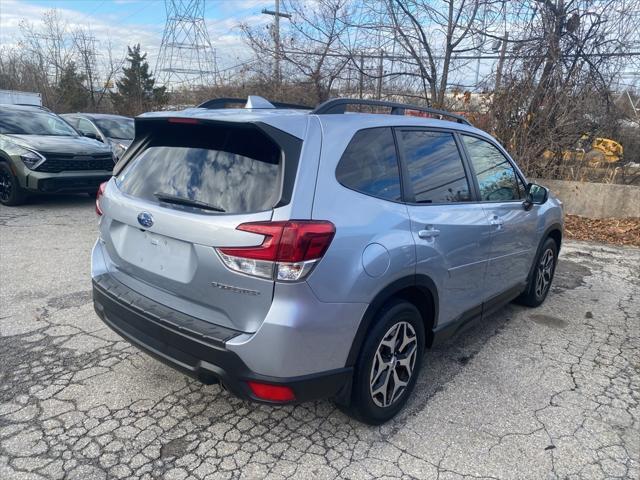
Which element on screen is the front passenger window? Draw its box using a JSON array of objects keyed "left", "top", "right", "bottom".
[{"left": 462, "top": 135, "right": 523, "bottom": 201}]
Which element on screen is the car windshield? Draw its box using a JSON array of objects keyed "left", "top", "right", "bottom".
[
  {"left": 94, "top": 117, "right": 134, "bottom": 140},
  {"left": 0, "top": 109, "right": 78, "bottom": 136}
]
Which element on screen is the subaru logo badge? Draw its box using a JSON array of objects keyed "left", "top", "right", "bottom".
[{"left": 137, "top": 212, "right": 154, "bottom": 228}]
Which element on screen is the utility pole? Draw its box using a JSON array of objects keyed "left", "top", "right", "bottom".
[
  {"left": 359, "top": 53, "right": 364, "bottom": 99},
  {"left": 474, "top": 4, "right": 488, "bottom": 89},
  {"left": 262, "top": 0, "right": 291, "bottom": 84},
  {"left": 495, "top": 32, "right": 509, "bottom": 91},
  {"left": 376, "top": 49, "right": 384, "bottom": 100}
]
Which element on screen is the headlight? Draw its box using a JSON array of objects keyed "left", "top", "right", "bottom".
[
  {"left": 20, "top": 150, "right": 46, "bottom": 169},
  {"left": 0, "top": 136, "right": 46, "bottom": 170}
]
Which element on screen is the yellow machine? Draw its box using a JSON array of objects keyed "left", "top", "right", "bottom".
[
  {"left": 585, "top": 137, "right": 624, "bottom": 165},
  {"left": 545, "top": 136, "right": 624, "bottom": 166}
]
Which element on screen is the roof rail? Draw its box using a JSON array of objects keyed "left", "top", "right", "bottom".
[
  {"left": 197, "top": 96, "right": 311, "bottom": 110},
  {"left": 311, "top": 98, "right": 472, "bottom": 125},
  {"left": 14, "top": 103, "right": 51, "bottom": 112}
]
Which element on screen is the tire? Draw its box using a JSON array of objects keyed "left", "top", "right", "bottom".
[
  {"left": 347, "top": 300, "right": 425, "bottom": 425},
  {"left": 517, "top": 237, "right": 558, "bottom": 307},
  {"left": 0, "top": 162, "right": 27, "bottom": 206}
]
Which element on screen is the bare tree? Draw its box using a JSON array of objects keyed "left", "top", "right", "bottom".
[
  {"left": 73, "top": 30, "right": 125, "bottom": 110},
  {"left": 241, "top": 0, "right": 353, "bottom": 104},
  {"left": 344, "top": 0, "right": 501, "bottom": 106},
  {"left": 17, "top": 10, "right": 75, "bottom": 108},
  {"left": 0, "top": 9, "right": 126, "bottom": 112},
  {"left": 489, "top": 0, "right": 640, "bottom": 179}
]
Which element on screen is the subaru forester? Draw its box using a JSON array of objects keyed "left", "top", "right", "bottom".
[{"left": 91, "top": 96, "right": 563, "bottom": 424}]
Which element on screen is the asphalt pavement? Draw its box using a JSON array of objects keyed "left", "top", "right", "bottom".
[{"left": 1, "top": 195, "right": 638, "bottom": 480}]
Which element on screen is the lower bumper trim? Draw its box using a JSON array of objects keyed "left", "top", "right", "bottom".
[{"left": 92, "top": 274, "right": 352, "bottom": 404}]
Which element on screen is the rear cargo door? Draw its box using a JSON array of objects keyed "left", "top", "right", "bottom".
[{"left": 99, "top": 118, "right": 301, "bottom": 333}]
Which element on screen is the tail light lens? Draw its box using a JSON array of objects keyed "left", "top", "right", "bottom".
[
  {"left": 216, "top": 221, "right": 335, "bottom": 282},
  {"left": 95, "top": 181, "right": 107, "bottom": 216}
]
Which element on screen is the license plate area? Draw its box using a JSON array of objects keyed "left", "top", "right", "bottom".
[{"left": 112, "top": 224, "right": 197, "bottom": 282}]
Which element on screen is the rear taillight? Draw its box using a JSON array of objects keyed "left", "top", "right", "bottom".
[
  {"left": 216, "top": 221, "right": 335, "bottom": 282},
  {"left": 95, "top": 181, "right": 107, "bottom": 216}
]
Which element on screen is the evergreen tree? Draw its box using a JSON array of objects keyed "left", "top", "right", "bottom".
[
  {"left": 56, "top": 62, "right": 89, "bottom": 113},
  {"left": 112, "top": 44, "right": 166, "bottom": 115}
]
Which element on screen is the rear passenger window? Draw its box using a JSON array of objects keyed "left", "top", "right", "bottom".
[
  {"left": 336, "top": 128, "right": 402, "bottom": 201},
  {"left": 461, "top": 135, "right": 523, "bottom": 202},
  {"left": 400, "top": 130, "right": 471, "bottom": 203}
]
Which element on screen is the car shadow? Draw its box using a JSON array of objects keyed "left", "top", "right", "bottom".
[{"left": 22, "top": 193, "right": 96, "bottom": 208}]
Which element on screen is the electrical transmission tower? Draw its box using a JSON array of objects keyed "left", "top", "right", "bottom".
[{"left": 155, "top": 0, "right": 218, "bottom": 89}]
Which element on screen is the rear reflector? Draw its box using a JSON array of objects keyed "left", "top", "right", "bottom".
[
  {"left": 247, "top": 381, "right": 296, "bottom": 402},
  {"left": 216, "top": 220, "right": 335, "bottom": 281},
  {"left": 95, "top": 181, "right": 107, "bottom": 216}
]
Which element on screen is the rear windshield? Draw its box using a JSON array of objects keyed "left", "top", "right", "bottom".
[{"left": 116, "top": 123, "right": 282, "bottom": 214}]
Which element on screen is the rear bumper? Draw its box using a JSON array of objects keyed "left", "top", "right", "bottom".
[{"left": 92, "top": 273, "right": 352, "bottom": 404}]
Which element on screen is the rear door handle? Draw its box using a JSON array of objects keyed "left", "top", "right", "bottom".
[{"left": 418, "top": 228, "right": 440, "bottom": 239}]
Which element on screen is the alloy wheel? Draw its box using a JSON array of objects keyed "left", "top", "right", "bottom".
[
  {"left": 369, "top": 321, "right": 418, "bottom": 408},
  {"left": 0, "top": 169, "right": 12, "bottom": 203},
  {"left": 535, "top": 248, "right": 555, "bottom": 298}
]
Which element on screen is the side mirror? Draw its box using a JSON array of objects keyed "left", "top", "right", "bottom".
[
  {"left": 83, "top": 131, "right": 102, "bottom": 142},
  {"left": 523, "top": 183, "right": 548, "bottom": 210}
]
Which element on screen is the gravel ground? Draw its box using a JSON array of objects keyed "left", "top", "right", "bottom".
[{"left": 0, "top": 195, "right": 639, "bottom": 480}]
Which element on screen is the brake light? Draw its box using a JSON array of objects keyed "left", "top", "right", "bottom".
[
  {"left": 216, "top": 221, "right": 335, "bottom": 281},
  {"left": 247, "top": 381, "right": 295, "bottom": 402},
  {"left": 95, "top": 181, "right": 107, "bottom": 216},
  {"left": 167, "top": 117, "right": 199, "bottom": 124}
]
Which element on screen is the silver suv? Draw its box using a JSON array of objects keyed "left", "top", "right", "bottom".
[{"left": 92, "top": 97, "right": 563, "bottom": 424}]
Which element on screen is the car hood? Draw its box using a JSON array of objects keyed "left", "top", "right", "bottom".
[{"left": 5, "top": 134, "right": 112, "bottom": 155}]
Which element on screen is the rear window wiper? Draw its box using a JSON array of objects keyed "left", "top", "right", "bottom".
[{"left": 154, "top": 192, "right": 225, "bottom": 212}]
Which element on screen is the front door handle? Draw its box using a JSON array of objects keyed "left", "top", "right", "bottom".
[
  {"left": 489, "top": 215, "right": 504, "bottom": 227},
  {"left": 418, "top": 228, "right": 440, "bottom": 239}
]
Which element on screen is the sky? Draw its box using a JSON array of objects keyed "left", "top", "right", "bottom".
[
  {"left": 1, "top": 0, "right": 637, "bottom": 91},
  {"left": 0, "top": 0, "right": 274, "bottom": 73}
]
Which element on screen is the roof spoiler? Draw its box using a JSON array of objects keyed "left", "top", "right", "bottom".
[{"left": 197, "top": 96, "right": 311, "bottom": 110}]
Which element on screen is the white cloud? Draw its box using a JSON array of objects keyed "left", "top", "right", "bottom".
[
  {"left": 0, "top": 0, "right": 160, "bottom": 61},
  {"left": 0, "top": 0, "right": 266, "bottom": 80}
]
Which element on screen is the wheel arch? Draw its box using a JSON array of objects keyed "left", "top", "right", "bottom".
[
  {"left": 526, "top": 222, "right": 563, "bottom": 284},
  {"left": 0, "top": 151, "right": 13, "bottom": 164},
  {"left": 547, "top": 226, "right": 562, "bottom": 251},
  {"left": 345, "top": 274, "right": 439, "bottom": 367}
]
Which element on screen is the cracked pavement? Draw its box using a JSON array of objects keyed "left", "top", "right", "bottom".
[{"left": 1, "top": 195, "right": 639, "bottom": 480}]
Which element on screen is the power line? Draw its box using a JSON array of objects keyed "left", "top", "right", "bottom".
[{"left": 279, "top": 50, "right": 640, "bottom": 62}]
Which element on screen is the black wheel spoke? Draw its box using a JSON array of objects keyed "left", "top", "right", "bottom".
[{"left": 0, "top": 170, "right": 13, "bottom": 202}]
